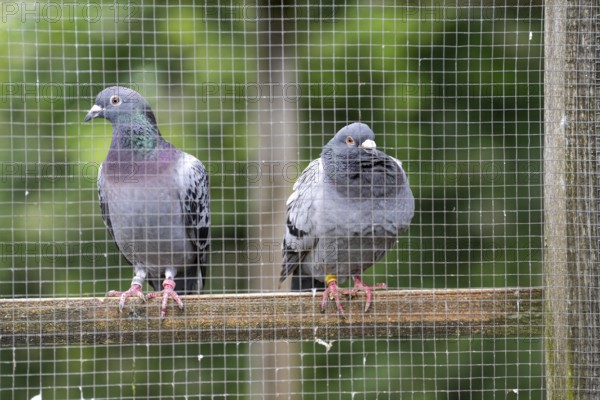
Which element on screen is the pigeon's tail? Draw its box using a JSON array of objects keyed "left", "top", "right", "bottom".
[
  {"left": 174, "top": 266, "right": 203, "bottom": 294},
  {"left": 290, "top": 268, "right": 326, "bottom": 292},
  {"left": 148, "top": 266, "right": 204, "bottom": 295},
  {"left": 281, "top": 250, "right": 326, "bottom": 291}
]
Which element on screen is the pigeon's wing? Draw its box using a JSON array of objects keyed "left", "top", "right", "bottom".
[
  {"left": 280, "top": 158, "right": 323, "bottom": 286},
  {"left": 178, "top": 152, "right": 211, "bottom": 292},
  {"left": 391, "top": 155, "right": 415, "bottom": 231},
  {"left": 375, "top": 153, "right": 414, "bottom": 236},
  {"left": 97, "top": 163, "right": 132, "bottom": 266},
  {"left": 392, "top": 156, "right": 403, "bottom": 170},
  {"left": 97, "top": 163, "right": 113, "bottom": 237}
]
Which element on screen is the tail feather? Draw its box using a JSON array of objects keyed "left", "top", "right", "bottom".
[
  {"left": 282, "top": 249, "right": 326, "bottom": 291},
  {"left": 290, "top": 267, "right": 326, "bottom": 291}
]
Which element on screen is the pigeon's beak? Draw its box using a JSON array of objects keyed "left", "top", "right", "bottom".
[
  {"left": 360, "top": 139, "right": 377, "bottom": 150},
  {"left": 84, "top": 104, "right": 104, "bottom": 122}
]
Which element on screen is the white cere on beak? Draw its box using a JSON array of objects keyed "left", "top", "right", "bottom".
[
  {"left": 88, "top": 104, "right": 103, "bottom": 114},
  {"left": 84, "top": 104, "right": 104, "bottom": 122},
  {"left": 360, "top": 139, "right": 377, "bottom": 149}
]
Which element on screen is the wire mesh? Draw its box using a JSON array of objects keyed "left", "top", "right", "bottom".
[{"left": 0, "top": 1, "right": 544, "bottom": 399}]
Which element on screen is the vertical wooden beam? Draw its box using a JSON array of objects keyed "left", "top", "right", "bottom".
[
  {"left": 250, "top": 5, "right": 299, "bottom": 398},
  {"left": 544, "top": 0, "right": 600, "bottom": 397}
]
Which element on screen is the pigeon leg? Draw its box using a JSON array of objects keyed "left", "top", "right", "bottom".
[
  {"left": 350, "top": 275, "right": 387, "bottom": 312},
  {"left": 107, "top": 283, "right": 146, "bottom": 312},
  {"left": 147, "top": 274, "right": 185, "bottom": 318},
  {"left": 321, "top": 275, "right": 346, "bottom": 315}
]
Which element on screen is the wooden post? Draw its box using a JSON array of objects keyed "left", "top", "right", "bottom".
[
  {"left": 544, "top": 0, "right": 600, "bottom": 397},
  {"left": 250, "top": 6, "right": 300, "bottom": 398}
]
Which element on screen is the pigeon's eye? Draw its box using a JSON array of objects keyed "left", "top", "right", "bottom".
[
  {"left": 345, "top": 136, "right": 355, "bottom": 146},
  {"left": 110, "top": 95, "right": 122, "bottom": 106}
]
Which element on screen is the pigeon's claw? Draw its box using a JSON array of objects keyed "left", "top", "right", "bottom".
[
  {"left": 350, "top": 275, "right": 387, "bottom": 312},
  {"left": 321, "top": 275, "right": 346, "bottom": 315},
  {"left": 107, "top": 283, "right": 146, "bottom": 312},
  {"left": 147, "top": 278, "right": 184, "bottom": 318}
]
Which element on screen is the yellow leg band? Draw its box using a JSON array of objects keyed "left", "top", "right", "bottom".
[{"left": 325, "top": 275, "right": 338, "bottom": 285}]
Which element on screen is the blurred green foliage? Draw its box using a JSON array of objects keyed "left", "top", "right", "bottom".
[{"left": 0, "top": 1, "right": 543, "bottom": 399}]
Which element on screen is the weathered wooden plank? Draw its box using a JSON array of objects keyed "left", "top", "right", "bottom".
[{"left": 0, "top": 288, "right": 542, "bottom": 347}]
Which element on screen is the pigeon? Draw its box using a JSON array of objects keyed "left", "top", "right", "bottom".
[
  {"left": 280, "top": 123, "right": 414, "bottom": 314},
  {"left": 84, "top": 86, "right": 210, "bottom": 318}
]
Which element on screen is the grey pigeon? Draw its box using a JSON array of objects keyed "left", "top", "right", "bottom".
[
  {"left": 280, "top": 123, "right": 414, "bottom": 314},
  {"left": 84, "top": 86, "right": 210, "bottom": 318}
]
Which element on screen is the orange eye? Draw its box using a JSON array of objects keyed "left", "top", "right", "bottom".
[
  {"left": 345, "top": 136, "right": 355, "bottom": 145},
  {"left": 110, "top": 95, "right": 122, "bottom": 106}
]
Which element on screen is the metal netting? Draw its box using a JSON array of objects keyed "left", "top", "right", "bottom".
[{"left": 0, "top": 1, "right": 545, "bottom": 399}]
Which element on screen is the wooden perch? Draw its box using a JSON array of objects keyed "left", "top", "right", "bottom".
[{"left": 0, "top": 288, "right": 542, "bottom": 347}]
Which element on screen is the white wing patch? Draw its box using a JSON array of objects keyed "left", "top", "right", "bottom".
[
  {"left": 280, "top": 158, "right": 323, "bottom": 281},
  {"left": 177, "top": 153, "right": 210, "bottom": 260}
]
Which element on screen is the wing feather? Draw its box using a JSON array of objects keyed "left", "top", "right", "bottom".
[
  {"left": 280, "top": 158, "right": 322, "bottom": 283},
  {"left": 97, "top": 162, "right": 133, "bottom": 266},
  {"left": 178, "top": 153, "right": 211, "bottom": 287}
]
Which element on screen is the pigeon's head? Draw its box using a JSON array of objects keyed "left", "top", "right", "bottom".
[
  {"left": 325, "top": 122, "right": 377, "bottom": 156},
  {"left": 84, "top": 86, "right": 157, "bottom": 127}
]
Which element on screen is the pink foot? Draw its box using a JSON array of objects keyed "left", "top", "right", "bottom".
[
  {"left": 349, "top": 275, "right": 387, "bottom": 312},
  {"left": 147, "top": 278, "right": 184, "bottom": 318},
  {"left": 107, "top": 284, "right": 145, "bottom": 312},
  {"left": 321, "top": 279, "right": 346, "bottom": 315}
]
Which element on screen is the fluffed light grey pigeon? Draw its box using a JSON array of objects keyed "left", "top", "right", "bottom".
[
  {"left": 280, "top": 123, "right": 414, "bottom": 314},
  {"left": 84, "top": 86, "right": 210, "bottom": 318}
]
